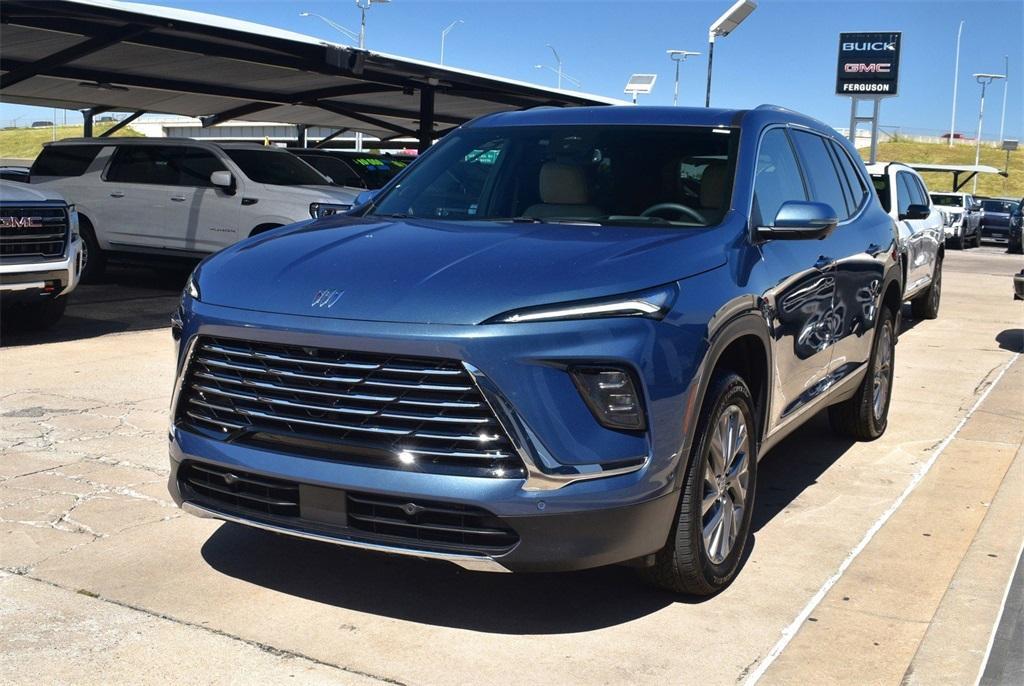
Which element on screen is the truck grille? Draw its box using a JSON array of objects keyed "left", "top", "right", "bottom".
[
  {"left": 0, "top": 206, "right": 68, "bottom": 260},
  {"left": 177, "top": 337, "right": 524, "bottom": 478},
  {"left": 178, "top": 461, "right": 518, "bottom": 555}
]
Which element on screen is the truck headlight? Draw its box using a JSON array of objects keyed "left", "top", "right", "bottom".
[
  {"left": 486, "top": 284, "right": 677, "bottom": 324},
  {"left": 309, "top": 202, "right": 352, "bottom": 219},
  {"left": 184, "top": 274, "right": 200, "bottom": 301},
  {"left": 570, "top": 367, "right": 646, "bottom": 431}
]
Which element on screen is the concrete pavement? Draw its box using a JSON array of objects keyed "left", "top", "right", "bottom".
[{"left": 1, "top": 247, "right": 1021, "bottom": 685}]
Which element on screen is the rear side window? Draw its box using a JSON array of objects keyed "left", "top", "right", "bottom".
[
  {"left": 829, "top": 140, "right": 868, "bottom": 213},
  {"left": 106, "top": 146, "right": 179, "bottom": 185},
  {"left": 895, "top": 172, "right": 916, "bottom": 216},
  {"left": 31, "top": 145, "right": 101, "bottom": 177},
  {"left": 871, "top": 175, "right": 891, "bottom": 212},
  {"left": 790, "top": 130, "right": 850, "bottom": 220},
  {"left": 753, "top": 128, "right": 807, "bottom": 226}
]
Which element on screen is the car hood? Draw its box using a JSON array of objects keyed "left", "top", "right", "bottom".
[
  {"left": 1, "top": 180, "right": 65, "bottom": 202},
  {"left": 197, "top": 215, "right": 730, "bottom": 325},
  {"left": 262, "top": 185, "right": 359, "bottom": 203}
]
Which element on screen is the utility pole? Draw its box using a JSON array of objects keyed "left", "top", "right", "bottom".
[
  {"left": 972, "top": 73, "right": 1006, "bottom": 192},
  {"left": 949, "top": 20, "right": 964, "bottom": 147},
  {"left": 998, "top": 54, "right": 1008, "bottom": 143}
]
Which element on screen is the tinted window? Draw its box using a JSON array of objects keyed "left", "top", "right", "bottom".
[
  {"left": 31, "top": 145, "right": 101, "bottom": 177},
  {"left": 369, "top": 125, "right": 738, "bottom": 227},
  {"left": 870, "top": 175, "right": 891, "bottom": 212},
  {"left": 981, "top": 199, "right": 1017, "bottom": 213},
  {"left": 931, "top": 194, "right": 963, "bottom": 207},
  {"left": 295, "top": 154, "right": 363, "bottom": 187},
  {"left": 895, "top": 172, "right": 916, "bottom": 216},
  {"left": 343, "top": 155, "right": 411, "bottom": 189},
  {"left": 177, "top": 147, "right": 227, "bottom": 187},
  {"left": 105, "top": 146, "right": 179, "bottom": 185},
  {"left": 224, "top": 149, "right": 327, "bottom": 186},
  {"left": 830, "top": 140, "right": 867, "bottom": 212},
  {"left": 790, "top": 130, "right": 850, "bottom": 219},
  {"left": 752, "top": 128, "right": 807, "bottom": 226}
]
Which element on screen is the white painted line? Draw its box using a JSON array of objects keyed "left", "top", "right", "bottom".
[
  {"left": 974, "top": 533, "right": 1024, "bottom": 685},
  {"left": 744, "top": 352, "right": 1021, "bottom": 685}
]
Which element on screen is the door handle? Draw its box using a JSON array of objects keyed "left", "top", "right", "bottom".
[
  {"left": 109, "top": 192, "right": 124, "bottom": 198},
  {"left": 171, "top": 195, "right": 186, "bottom": 202},
  {"left": 814, "top": 255, "right": 835, "bottom": 270}
]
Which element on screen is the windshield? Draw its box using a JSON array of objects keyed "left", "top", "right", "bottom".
[
  {"left": 297, "top": 154, "right": 364, "bottom": 187},
  {"left": 931, "top": 194, "right": 963, "bottom": 208},
  {"left": 224, "top": 149, "right": 328, "bottom": 186},
  {"left": 366, "top": 125, "right": 738, "bottom": 227},
  {"left": 981, "top": 199, "right": 1018, "bottom": 213}
]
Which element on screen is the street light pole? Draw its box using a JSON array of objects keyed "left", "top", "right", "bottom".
[
  {"left": 535, "top": 44, "right": 580, "bottom": 89},
  {"left": 998, "top": 54, "right": 1008, "bottom": 143},
  {"left": 667, "top": 50, "right": 700, "bottom": 106},
  {"left": 299, "top": 11, "right": 359, "bottom": 44},
  {"left": 548, "top": 44, "right": 562, "bottom": 89},
  {"left": 440, "top": 19, "right": 463, "bottom": 65},
  {"left": 948, "top": 20, "right": 964, "bottom": 147},
  {"left": 354, "top": 0, "right": 390, "bottom": 50},
  {"left": 972, "top": 72, "right": 1006, "bottom": 192},
  {"left": 705, "top": 0, "right": 757, "bottom": 107}
]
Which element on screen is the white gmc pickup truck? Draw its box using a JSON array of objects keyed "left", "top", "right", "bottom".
[{"left": 0, "top": 180, "right": 82, "bottom": 328}]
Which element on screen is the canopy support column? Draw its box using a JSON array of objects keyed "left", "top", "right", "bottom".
[
  {"left": 296, "top": 124, "right": 308, "bottom": 148},
  {"left": 417, "top": 86, "right": 435, "bottom": 153}
]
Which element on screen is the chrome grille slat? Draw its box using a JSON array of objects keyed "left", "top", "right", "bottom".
[{"left": 177, "top": 336, "right": 524, "bottom": 478}]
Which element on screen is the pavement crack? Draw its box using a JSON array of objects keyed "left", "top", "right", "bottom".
[{"left": 7, "top": 573, "right": 408, "bottom": 686}]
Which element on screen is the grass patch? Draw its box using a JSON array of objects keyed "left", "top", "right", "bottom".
[
  {"left": 0, "top": 123, "right": 142, "bottom": 162},
  {"left": 863, "top": 140, "right": 1022, "bottom": 198}
]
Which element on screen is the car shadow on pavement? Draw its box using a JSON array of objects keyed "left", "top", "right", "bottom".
[
  {"left": 0, "top": 263, "right": 190, "bottom": 348},
  {"left": 995, "top": 329, "right": 1023, "bottom": 353},
  {"left": 200, "top": 523, "right": 680, "bottom": 633}
]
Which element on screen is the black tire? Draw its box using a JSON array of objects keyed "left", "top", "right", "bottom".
[
  {"left": 910, "top": 257, "right": 941, "bottom": 320},
  {"left": 950, "top": 234, "right": 965, "bottom": 250},
  {"left": 973, "top": 230, "right": 982, "bottom": 248},
  {"left": 829, "top": 305, "right": 896, "bottom": 441},
  {"left": 17, "top": 296, "right": 67, "bottom": 330},
  {"left": 640, "top": 371, "right": 758, "bottom": 596},
  {"left": 78, "top": 218, "right": 106, "bottom": 283},
  {"left": 1010, "top": 239, "right": 1023, "bottom": 255}
]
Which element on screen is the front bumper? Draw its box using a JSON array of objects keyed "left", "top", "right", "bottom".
[
  {"left": 0, "top": 235, "right": 82, "bottom": 299},
  {"left": 168, "top": 298, "right": 708, "bottom": 571}
]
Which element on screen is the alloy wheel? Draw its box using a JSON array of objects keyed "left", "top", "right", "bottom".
[
  {"left": 702, "top": 405, "right": 751, "bottom": 564},
  {"left": 872, "top": 322, "right": 894, "bottom": 420}
]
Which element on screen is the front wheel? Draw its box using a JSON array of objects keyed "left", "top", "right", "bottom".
[
  {"left": 910, "top": 258, "right": 942, "bottom": 320},
  {"left": 829, "top": 305, "right": 896, "bottom": 440},
  {"left": 78, "top": 220, "right": 106, "bottom": 283},
  {"left": 640, "top": 371, "right": 757, "bottom": 596}
]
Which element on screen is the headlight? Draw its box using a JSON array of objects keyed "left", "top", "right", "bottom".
[
  {"left": 184, "top": 273, "right": 200, "bottom": 301},
  {"left": 67, "top": 204, "right": 79, "bottom": 238},
  {"left": 486, "top": 284, "right": 678, "bottom": 324},
  {"left": 309, "top": 202, "right": 352, "bottom": 219}
]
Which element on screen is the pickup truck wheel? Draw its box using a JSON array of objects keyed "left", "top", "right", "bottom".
[
  {"left": 910, "top": 258, "right": 941, "bottom": 320},
  {"left": 18, "top": 296, "right": 67, "bottom": 330},
  {"left": 828, "top": 305, "right": 895, "bottom": 441},
  {"left": 79, "top": 219, "right": 106, "bottom": 283},
  {"left": 950, "top": 234, "right": 965, "bottom": 250},
  {"left": 640, "top": 371, "right": 757, "bottom": 596}
]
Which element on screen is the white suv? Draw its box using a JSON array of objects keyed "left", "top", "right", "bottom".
[
  {"left": 929, "top": 191, "right": 982, "bottom": 249},
  {"left": 30, "top": 139, "right": 359, "bottom": 280},
  {"left": 867, "top": 162, "right": 944, "bottom": 319}
]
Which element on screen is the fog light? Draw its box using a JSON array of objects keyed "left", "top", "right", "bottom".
[{"left": 570, "top": 367, "right": 645, "bottom": 431}]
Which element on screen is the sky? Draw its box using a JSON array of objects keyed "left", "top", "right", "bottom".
[{"left": 2, "top": 0, "right": 1021, "bottom": 139}]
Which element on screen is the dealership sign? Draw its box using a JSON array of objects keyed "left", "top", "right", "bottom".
[{"left": 836, "top": 32, "right": 901, "bottom": 96}]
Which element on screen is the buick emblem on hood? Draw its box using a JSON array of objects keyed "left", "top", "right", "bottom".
[{"left": 311, "top": 289, "right": 344, "bottom": 308}]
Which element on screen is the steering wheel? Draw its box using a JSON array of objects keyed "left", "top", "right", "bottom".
[{"left": 641, "top": 203, "right": 704, "bottom": 224}]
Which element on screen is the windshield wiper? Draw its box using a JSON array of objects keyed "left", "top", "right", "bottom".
[{"left": 501, "top": 216, "right": 602, "bottom": 226}]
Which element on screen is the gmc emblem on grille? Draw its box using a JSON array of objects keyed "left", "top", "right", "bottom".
[
  {"left": 0, "top": 216, "right": 43, "bottom": 229},
  {"left": 311, "top": 289, "right": 344, "bottom": 308}
]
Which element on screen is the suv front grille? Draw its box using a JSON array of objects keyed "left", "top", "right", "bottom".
[
  {"left": 179, "top": 461, "right": 519, "bottom": 555},
  {"left": 177, "top": 337, "right": 524, "bottom": 478},
  {"left": 0, "top": 206, "right": 68, "bottom": 260}
]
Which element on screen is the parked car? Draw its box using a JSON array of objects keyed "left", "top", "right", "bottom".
[
  {"left": 978, "top": 198, "right": 1020, "bottom": 246},
  {"left": 1010, "top": 198, "right": 1023, "bottom": 254},
  {"left": 930, "top": 191, "right": 982, "bottom": 249},
  {"left": 0, "top": 166, "right": 30, "bottom": 183},
  {"left": 30, "top": 139, "right": 359, "bottom": 281},
  {"left": 867, "top": 162, "right": 944, "bottom": 319},
  {"left": 0, "top": 180, "right": 82, "bottom": 328},
  {"left": 288, "top": 149, "right": 414, "bottom": 190},
  {"left": 169, "top": 105, "right": 902, "bottom": 596}
]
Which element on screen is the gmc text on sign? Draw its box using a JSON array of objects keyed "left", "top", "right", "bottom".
[{"left": 836, "top": 32, "right": 901, "bottom": 96}]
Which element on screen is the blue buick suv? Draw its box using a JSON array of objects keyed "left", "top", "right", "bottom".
[{"left": 169, "top": 105, "right": 901, "bottom": 595}]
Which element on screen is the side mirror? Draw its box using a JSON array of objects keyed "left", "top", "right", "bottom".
[
  {"left": 354, "top": 189, "right": 379, "bottom": 207},
  {"left": 210, "top": 171, "right": 235, "bottom": 194},
  {"left": 900, "top": 204, "right": 931, "bottom": 221},
  {"left": 757, "top": 201, "right": 838, "bottom": 240}
]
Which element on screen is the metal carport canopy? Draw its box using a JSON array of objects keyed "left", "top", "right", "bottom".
[{"left": 0, "top": 0, "right": 627, "bottom": 149}]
